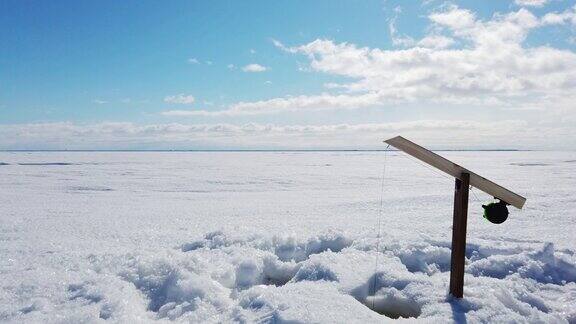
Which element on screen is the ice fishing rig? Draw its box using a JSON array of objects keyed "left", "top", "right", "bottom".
[{"left": 381, "top": 136, "right": 526, "bottom": 299}]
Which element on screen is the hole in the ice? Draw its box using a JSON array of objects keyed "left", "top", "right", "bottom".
[
  {"left": 363, "top": 292, "right": 422, "bottom": 319},
  {"left": 352, "top": 273, "right": 422, "bottom": 319}
]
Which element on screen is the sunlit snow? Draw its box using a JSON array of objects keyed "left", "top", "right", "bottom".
[{"left": 1, "top": 151, "right": 575, "bottom": 322}]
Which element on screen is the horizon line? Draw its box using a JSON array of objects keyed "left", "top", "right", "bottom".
[{"left": 0, "top": 149, "right": 533, "bottom": 153}]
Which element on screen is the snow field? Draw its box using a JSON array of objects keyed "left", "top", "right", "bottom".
[{"left": 1, "top": 151, "right": 575, "bottom": 322}]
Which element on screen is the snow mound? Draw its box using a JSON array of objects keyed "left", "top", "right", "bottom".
[
  {"left": 182, "top": 229, "right": 353, "bottom": 262},
  {"left": 80, "top": 231, "right": 576, "bottom": 322},
  {"left": 7, "top": 230, "right": 576, "bottom": 323},
  {"left": 467, "top": 242, "right": 576, "bottom": 284}
]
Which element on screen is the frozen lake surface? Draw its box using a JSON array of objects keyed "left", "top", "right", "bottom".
[{"left": 1, "top": 151, "right": 575, "bottom": 323}]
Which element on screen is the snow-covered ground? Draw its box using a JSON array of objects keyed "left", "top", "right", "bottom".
[{"left": 0, "top": 151, "right": 575, "bottom": 323}]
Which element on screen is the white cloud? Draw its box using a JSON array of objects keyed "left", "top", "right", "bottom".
[
  {"left": 280, "top": 7, "right": 576, "bottom": 109},
  {"left": 514, "top": 0, "right": 549, "bottom": 7},
  {"left": 323, "top": 83, "right": 345, "bottom": 89},
  {"left": 164, "top": 94, "right": 196, "bottom": 105},
  {"left": 271, "top": 38, "right": 290, "bottom": 52},
  {"left": 162, "top": 5, "right": 576, "bottom": 119},
  {"left": 429, "top": 6, "right": 476, "bottom": 30},
  {"left": 416, "top": 35, "right": 455, "bottom": 49},
  {"left": 2, "top": 120, "right": 573, "bottom": 150},
  {"left": 187, "top": 58, "right": 199, "bottom": 64},
  {"left": 541, "top": 5, "right": 576, "bottom": 26},
  {"left": 242, "top": 64, "right": 268, "bottom": 72},
  {"left": 93, "top": 99, "right": 107, "bottom": 104},
  {"left": 162, "top": 110, "right": 209, "bottom": 117},
  {"left": 388, "top": 13, "right": 415, "bottom": 47},
  {"left": 227, "top": 64, "right": 236, "bottom": 70},
  {"left": 162, "top": 92, "right": 382, "bottom": 117},
  {"left": 175, "top": 6, "right": 576, "bottom": 122}
]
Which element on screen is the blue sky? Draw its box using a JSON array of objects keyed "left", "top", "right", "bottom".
[{"left": 1, "top": 0, "right": 575, "bottom": 149}]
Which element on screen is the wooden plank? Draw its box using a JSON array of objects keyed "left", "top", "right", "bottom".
[
  {"left": 449, "top": 173, "right": 470, "bottom": 298},
  {"left": 384, "top": 136, "right": 526, "bottom": 209}
]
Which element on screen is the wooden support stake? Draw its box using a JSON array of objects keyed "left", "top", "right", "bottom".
[{"left": 449, "top": 172, "right": 470, "bottom": 298}]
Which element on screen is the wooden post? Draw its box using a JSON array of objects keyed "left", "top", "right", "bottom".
[{"left": 449, "top": 172, "right": 470, "bottom": 298}]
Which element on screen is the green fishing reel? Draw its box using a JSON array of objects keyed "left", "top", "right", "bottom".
[{"left": 482, "top": 199, "right": 509, "bottom": 224}]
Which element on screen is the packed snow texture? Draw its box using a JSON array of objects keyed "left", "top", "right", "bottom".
[{"left": 0, "top": 151, "right": 575, "bottom": 323}]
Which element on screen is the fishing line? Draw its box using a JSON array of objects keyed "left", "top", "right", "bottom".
[
  {"left": 394, "top": 151, "right": 454, "bottom": 182},
  {"left": 371, "top": 144, "right": 390, "bottom": 310},
  {"left": 469, "top": 186, "right": 483, "bottom": 204},
  {"left": 396, "top": 150, "right": 484, "bottom": 206}
]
